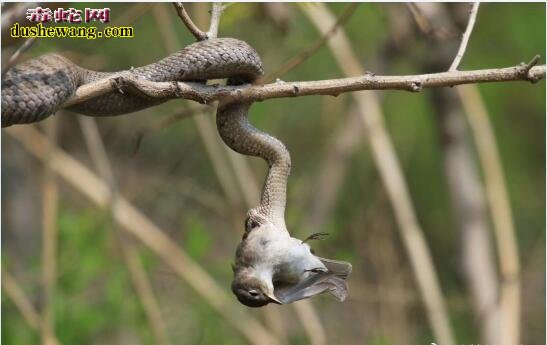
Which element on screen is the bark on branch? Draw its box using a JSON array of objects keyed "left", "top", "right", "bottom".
[{"left": 63, "top": 61, "right": 545, "bottom": 110}]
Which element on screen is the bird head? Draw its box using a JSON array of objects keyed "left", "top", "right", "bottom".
[{"left": 231, "top": 274, "right": 281, "bottom": 307}]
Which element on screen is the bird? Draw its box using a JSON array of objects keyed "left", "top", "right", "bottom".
[{"left": 230, "top": 210, "right": 352, "bottom": 307}]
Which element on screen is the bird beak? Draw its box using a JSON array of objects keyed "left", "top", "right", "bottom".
[{"left": 266, "top": 292, "right": 282, "bottom": 304}]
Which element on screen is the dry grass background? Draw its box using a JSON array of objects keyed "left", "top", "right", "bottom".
[{"left": 2, "top": 3, "right": 545, "bottom": 345}]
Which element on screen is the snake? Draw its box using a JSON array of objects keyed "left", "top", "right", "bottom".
[
  {"left": 2, "top": 36, "right": 289, "bottom": 235},
  {"left": 2, "top": 38, "right": 261, "bottom": 124},
  {"left": 1, "top": 38, "right": 291, "bottom": 228},
  {"left": 3, "top": 38, "right": 349, "bottom": 306}
]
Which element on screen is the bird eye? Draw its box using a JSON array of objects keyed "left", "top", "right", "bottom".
[{"left": 248, "top": 290, "right": 259, "bottom": 297}]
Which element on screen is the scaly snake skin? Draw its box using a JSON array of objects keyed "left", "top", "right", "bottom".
[{"left": 1, "top": 37, "right": 291, "bottom": 230}]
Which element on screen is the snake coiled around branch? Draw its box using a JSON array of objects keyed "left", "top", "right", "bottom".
[
  {"left": 2, "top": 38, "right": 262, "bottom": 125},
  {"left": 2, "top": 37, "right": 291, "bottom": 230}
]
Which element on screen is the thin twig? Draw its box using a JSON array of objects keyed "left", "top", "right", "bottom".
[
  {"left": 449, "top": 2, "right": 480, "bottom": 71},
  {"left": 3, "top": 37, "right": 38, "bottom": 73},
  {"left": 173, "top": 2, "right": 208, "bottom": 41},
  {"left": 206, "top": 2, "right": 225, "bottom": 39},
  {"left": 59, "top": 62, "right": 546, "bottom": 110},
  {"left": 261, "top": 3, "right": 359, "bottom": 84},
  {"left": 7, "top": 125, "right": 279, "bottom": 345},
  {"left": 2, "top": 271, "right": 62, "bottom": 345}
]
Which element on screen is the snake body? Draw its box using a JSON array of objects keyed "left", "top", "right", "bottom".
[
  {"left": 217, "top": 101, "right": 290, "bottom": 230},
  {"left": 2, "top": 37, "right": 290, "bottom": 229},
  {"left": 1, "top": 38, "right": 263, "bottom": 125}
]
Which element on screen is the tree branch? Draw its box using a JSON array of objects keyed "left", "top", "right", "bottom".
[
  {"left": 172, "top": 2, "right": 224, "bottom": 41},
  {"left": 172, "top": 2, "right": 208, "bottom": 41},
  {"left": 206, "top": 2, "right": 225, "bottom": 39},
  {"left": 62, "top": 62, "right": 546, "bottom": 110},
  {"left": 449, "top": 2, "right": 480, "bottom": 71}
]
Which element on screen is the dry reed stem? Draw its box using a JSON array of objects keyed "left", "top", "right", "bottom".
[
  {"left": 410, "top": 3, "right": 521, "bottom": 343},
  {"left": 458, "top": 84, "right": 521, "bottom": 345},
  {"left": 122, "top": 242, "right": 171, "bottom": 345},
  {"left": 440, "top": 3, "right": 503, "bottom": 343},
  {"left": 194, "top": 110, "right": 243, "bottom": 206},
  {"left": 78, "top": 116, "right": 171, "bottom": 345},
  {"left": 432, "top": 87, "right": 500, "bottom": 345},
  {"left": 261, "top": 3, "right": 359, "bottom": 84},
  {"left": 224, "top": 147, "right": 261, "bottom": 208},
  {"left": 41, "top": 117, "right": 58, "bottom": 345},
  {"left": 302, "top": 106, "right": 364, "bottom": 231},
  {"left": 2, "top": 271, "right": 62, "bottom": 345},
  {"left": 3, "top": 37, "right": 37, "bottom": 72},
  {"left": 300, "top": 4, "right": 456, "bottom": 345},
  {"left": 7, "top": 125, "right": 279, "bottom": 345}
]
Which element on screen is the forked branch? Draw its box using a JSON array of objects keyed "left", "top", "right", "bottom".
[{"left": 172, "top": 2, "right": 225, "bottom": 40}]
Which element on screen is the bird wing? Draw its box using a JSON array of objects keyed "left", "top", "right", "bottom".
[
  {"left": 318, "top": 257, "right": 352, "bottom": 278},
  {"left": 274, "top": 269, "right": 350, "bottom": 304}
]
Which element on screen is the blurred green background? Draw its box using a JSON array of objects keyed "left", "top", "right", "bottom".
[{"left": 2, "top": 3, "right": 545, "bottom": 345}]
